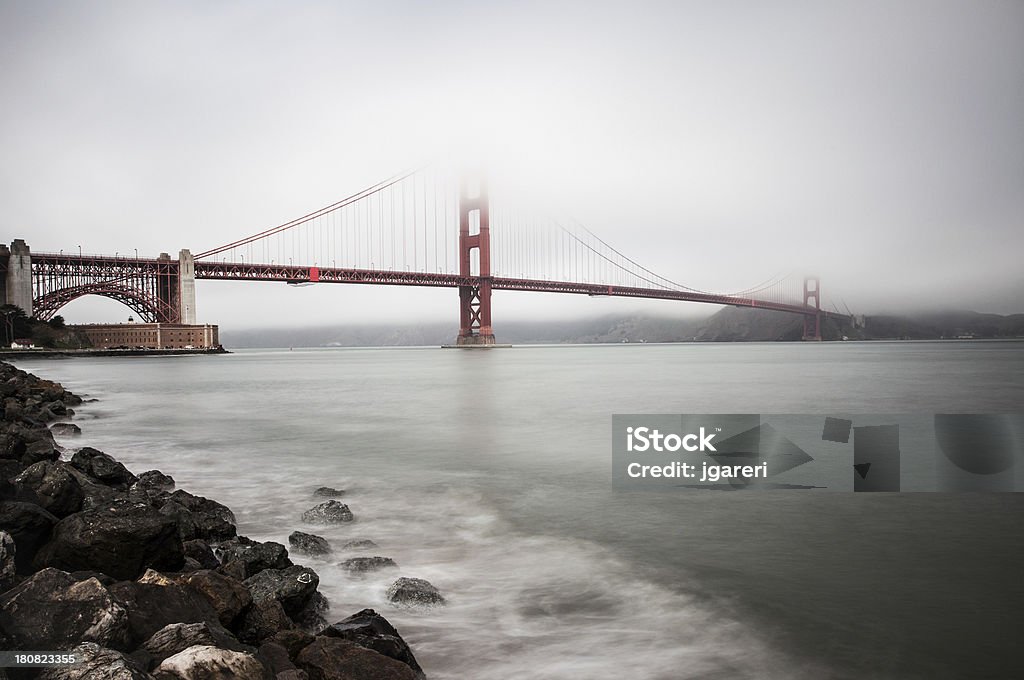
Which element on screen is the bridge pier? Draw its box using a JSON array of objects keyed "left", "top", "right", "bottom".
[
  {"left": 802, "top": 276, "right": 822, "bottom": 341},
  {"left": 456, "top": 175, "right": 497, "bottom": 346},
  {"left": 178, "top": 249, "right": 197, "bottom": 324},
  {"left": 1, "top": 240, "right": 33, "bottom": 316}
]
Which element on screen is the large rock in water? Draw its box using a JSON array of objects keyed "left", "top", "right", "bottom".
[
  {"left": 301, "top": 500, "right": 353, "bottom": 524},
  {"left": 37, "top": 642, "right": 151, "bottom": 680},
  {"left": 323, "top": 608, "right": 424, "bottom": 678},
  {"left": 385, "top": 577, "right": 446, "bottom": 607},
  {"left": 341, "top": 557, "right": 398, "bottom": 574},
  {"left": 33, "top": 500, "right": 184, "bottom": 580},
  {"left": 0, "top": 569, "right": 129, "bottom": 650},
  {"left": 13, "top": 461, "right": 84, "bottom": 517},
  {"left": 244, "top": 565, "right": 320, "bottom": 619},
  {"left": 288, "top": 530, "right": 331, "bottom": 556},
  {"left": 296, "top": 637, "right": 417, "bottom": 680},
  {"left": 0, "top": 500, "right": 58, "bottom": 573},
  {"left": 152, "top": 644, "right": 268, "bottom": 680}
]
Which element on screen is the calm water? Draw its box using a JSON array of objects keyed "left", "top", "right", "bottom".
[{"left": 14, "top": 341, "right": 1024, "bottom": 679}]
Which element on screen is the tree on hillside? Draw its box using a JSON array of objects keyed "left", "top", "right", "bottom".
[{"left": 0, "top": 305, "right": 32, "bottom": 345}]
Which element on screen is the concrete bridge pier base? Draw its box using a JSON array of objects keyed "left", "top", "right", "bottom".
[{"left": 1, "top": 239, "right": 33, "bottom": 316}]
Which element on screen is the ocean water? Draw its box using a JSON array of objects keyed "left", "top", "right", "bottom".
[{"left": 14, "top": 341, "right": 1024, "bottom": 679}]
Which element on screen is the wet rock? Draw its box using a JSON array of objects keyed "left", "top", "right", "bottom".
[
  {"left": 340, "top": 557, "right": 398, "bottom": 574},
  {"left": 245, "top": 565, "right": 320, "bottom": 619},
  {"left": 138, "top": 568, "right": 176, "bottom": 586},
  {"left": 265, "top": 629, "right": 314, "bottom": 660},
  {"left": 152, "top": 644, "right": 268, "bottom": 680},
  {"left": 183, "top": 539, "right": 220, "bottom": 570},
  {"left": 257, "top": 641, "right": 298, "bottom": 676},
  {"left": 70, "top": 447, "right": 137, "bottom": 488},
  {"left": 340, "top": 539, "right": 379, "bottom": 551},
  {"left": 50, "top": 422, "right": 83, "bottom": 437},
  {"left": 37, "top": 642, "right": 151, "bottom": 680},
  {"left": 323, "top": 608, "right": 424, "bottom": 678},
  {"left": 13, "top": 461, "right": 84, "bottom": 517},
  {"left": 296, "top": 637, "right": 417, "bottom": 680},
  {"left": 288, "top": 531, "right": 331, "bottom": 556},
  {"left": 142, "top": 621, "right": 251, "bottom": 667},
  {"left": 293, "top": 591, "right": 329, "bottom": 633},
  {"left": 385, "top": 577, "right": 446, "bottom": 607},
  {"left": 0, "top": 500, "right": 58, "bottom": 573},
  {"left": 215, "top": 536, "right": 292, "bottom": 579},
  {"left": 0, "top": 568, "right": 129, "bottom": 650},
  {"left": 167, "top": 490, "right": 236, "bottom": 541},
  {"left": 312, "top": 487, "right": 343, "bottom": 498},
  {"left": 0, "top": 430, "right": 27, "bottom": 460},
  {"left": 108, "top": 579, "right": 222, "bottom": 650},
  {"left": 34, "top": 501, "right": 184, "bottom": 580},
  {"left": 23, "top": 437, "right": 59, "bottom": 466},
  {"left": 180, "top": 569, "right": 252, "bottom": 628},
  {"left": 239, "top": 595, "right": 295, "bottom": 645},
  {"left": 301, "top": 500, "right": 353, "bottom": 524},
  {"left": 0, "top": 530, "right": 16, "bottom": 591},
  {"left": 136, "top": 470, "right": 176, "bottom": 493}
]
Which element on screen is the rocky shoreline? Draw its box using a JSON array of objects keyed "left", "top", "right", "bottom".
[{"left": 0, "top": 361, "right": 431, "bottom": 680}]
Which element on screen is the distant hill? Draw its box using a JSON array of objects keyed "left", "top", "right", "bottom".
[{"left": 220, "top": 308, "right": 1024, "bottom": 348}]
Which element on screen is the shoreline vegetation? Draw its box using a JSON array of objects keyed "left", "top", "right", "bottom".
[{"left": 0, "top": 360, "right": 432, "bottom": 680}]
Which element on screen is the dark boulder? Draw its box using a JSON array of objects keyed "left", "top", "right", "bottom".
[
  {"left": 257, "top": 641, "right": 299, "bottom": 676},
  {"left": 288, "top": 531, "right": 331, "bottom": 556},
  {"left": 239, "top": 594, "right": 295, "bottom": 645},
  {"left": 301, "top": 500, "right": 353, "bottom": 524},
  {"left": 341, "top": 539, "right": 379, "bottom": 551},
  {"left": 183, "top": 539, "right": 220, "bottom": 570},
  {"left": 180, "top": 569, "right": 252, "bottom": 628},
  {"left": 312, "top": 487, "right": 344, "bottom": 498},
  {"left": 70, "top": 447, "right": 137, "bottom": 488},
  {"left": 293, "top": 591, "right": 329, "bottom": 633},
  {"left": 0, "top": 568, "right": 129, "bottom": 650},
  {"left": 215, "top": 536, "right": 292, "bottom": 579},
  {"left": 33, "top": 501, "right": 184, "bottom": 580},
  {"left": 165, "top": 489, "right": 236, "bottom": 541},
  {"left": 152, "top": 645, "right": 269, "bottom": 680},
  {"left": 296, "top": 637, "right": 417, "bottom": 680},
  {"left": 385, "top": 577, "right": 445, "bottom": 607},
  {"left": 0, "top": 429, "right": 28, "bottom": 460},
  {"left": 37, "top": 642, "right": 151, "bottom": 680},
  {"left": 244, "top": 565, "right": 320, "bottom": 619},
  {"left": 0, "top": 530, "right": 15, "bottom": 591},
  {"left": 265, "top": 629, "right": 314, "bottom": 660},
  {"left": 108, "top": 579, "right": 222, "bottom": 650},
  {"left": 323, "top": 609, "right": 423, "bottom": 678},
  {"left": 340, "top": 557, "right": 397, "bottom": 574},
  {"left": 142, "top": 621, "right": 251, "bottom": 667},
  {"left": 23, "top": 437, "right": 59, "bottom": 466},
  {"left": 136, "top": 470, "right": 176, "bottom": 493},
  {"left": 50, "top": 422, "right": 82, "bottom": 437},
  {"left": 0, "top": 500, "right": 58, "bottom": 573},
  {"left": 13, "top": 461, "right": 84, "bottom": 517}
]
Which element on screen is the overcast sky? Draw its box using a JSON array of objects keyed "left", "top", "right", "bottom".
[{"left": 2, "top": 0, "right": 1022, "bottom": 328}]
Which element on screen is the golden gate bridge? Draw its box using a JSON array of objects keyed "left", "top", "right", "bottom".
[{"left": 3, "top": 167, "right": 848, "bottom": 343}]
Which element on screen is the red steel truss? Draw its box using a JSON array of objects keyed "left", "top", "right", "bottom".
[{"left": 31, "top": 254, "right": 180, "bottom": 323}]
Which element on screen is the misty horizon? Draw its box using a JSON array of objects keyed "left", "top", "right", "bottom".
[{"left": 2, "top": 1, "right": 1022, "bottom": 326}]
